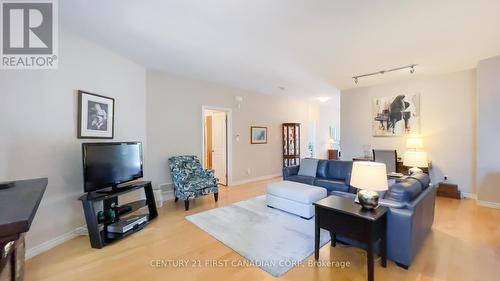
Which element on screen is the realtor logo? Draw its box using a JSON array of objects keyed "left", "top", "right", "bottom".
[{"left": 1, "top": 0, "right": 58, "bottom": 69}]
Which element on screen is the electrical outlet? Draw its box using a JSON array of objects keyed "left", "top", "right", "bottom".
[{"left": 247, "top": 168, "right": 251, "bottom": 175}]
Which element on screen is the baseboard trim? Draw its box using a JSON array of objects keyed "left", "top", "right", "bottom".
[
  {"left": 162, "top": 189, "right": 175, "bottom": 201},
  {"left": 230, "top": 173, "right": 281, "bottom": 187},
  {"left": 158, "top": 182, "right": 173, "bottom": 190},
  {"left": 461, "top": 192, "right": 477, "bottom": 200},
  {"left": 477, "top": 200, "right": 500, "bottom": 209},
  {"left": 26, "top": 226, "right": 87, "bottom": 259}
]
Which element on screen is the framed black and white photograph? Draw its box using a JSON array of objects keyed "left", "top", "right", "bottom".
[
  {"left": 78, "top": 90, "right": 114, "bottom": 139},
  {"left": 251, "top": 126, "right": 267, "bottom": 144}
]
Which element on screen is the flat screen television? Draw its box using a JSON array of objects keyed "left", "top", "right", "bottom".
[{"left": 82, "top": 142, "right": 143, "bottom": 192}]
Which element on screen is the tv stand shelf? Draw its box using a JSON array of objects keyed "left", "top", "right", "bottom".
[
  {"left": 78, "top": 181, "right": 158, "bottom": 249},
  {"left": 97, "top": 199, "right": 148, "bottom": 225}
]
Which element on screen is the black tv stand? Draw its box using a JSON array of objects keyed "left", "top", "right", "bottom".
[
  {"left": 78, "top": 181, "right": 158, "bottom": 249},
  {"left": 94, "top": 181, "right": 143, "bottom": 194},
  {"left": 95, "top": 189, "right": 116, "bottom": 195}
]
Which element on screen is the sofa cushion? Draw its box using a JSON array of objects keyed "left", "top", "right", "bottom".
[
  {"left": 326, "top": 160, "right": 353, "bottom": 181},
  {"left": 286, "top": 175, "right": 315, "bottom": 185},
  {"left": 408, "top": 173, "right": 431, "bottom": 189},
  {"left": 298, "top": 158, "right": 319, "bottom": 177},
  {"left": 283, "top": 165, "right": 300, "bottom": 179},
  {"left": 316, "top": 160, "right": 329, "bottom": 178},
  {"left": 314, "top": 178, "right": 350, "bottom": 193},
  {"left": 384, "top": 178, "right": 422, "bottom": 203}
]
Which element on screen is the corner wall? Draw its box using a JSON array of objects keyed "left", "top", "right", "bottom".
[
  {"left": 145, "top": 70, "right": 317, "bottom": 188},
  {"left": 317, "top": 96, "right": 341, "bottom": 159},
  {"left": 477, "top": 56, "right": 500, "bottom": 205},
  {"left": 0, "top": 26, "right": 147, "bottom": 251},
  {"left": 340, "top": 70, "right": 477, "bottom": 194}
]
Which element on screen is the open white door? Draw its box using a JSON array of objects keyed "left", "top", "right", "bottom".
[{"left": 211, "top": 111, "right": 227, "bottom": 185}]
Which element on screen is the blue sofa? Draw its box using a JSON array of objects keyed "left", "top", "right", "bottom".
[
  {"left": 283, "top": 159, "right": 436, "bottom": 269},
  {"left": 283, "top": 160, "right": 353, "bottom": 193}
]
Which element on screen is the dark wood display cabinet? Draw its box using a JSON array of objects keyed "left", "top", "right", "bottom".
[{"left": 282, "top": 123, "right": 301, "bottom": 167}]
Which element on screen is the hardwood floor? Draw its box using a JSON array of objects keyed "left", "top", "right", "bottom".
[{"left": 25, "top": 178, "right": 500, "bottom": 281}]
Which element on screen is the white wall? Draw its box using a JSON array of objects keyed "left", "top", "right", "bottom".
[
  {"left": 146, "top": 70, "right": 316, "bottom": 187},
  {"left": 0, "top": 26, "right": 146, "bottom": 250},
  {"left": 316, "top": 96, "right": 341, "bottom": 159},
  {"left": 477, "top": 56, "right": 500, "bottom": 204},
  {"left": 340, "top": 70, "right": 477, "bottom": 193}
]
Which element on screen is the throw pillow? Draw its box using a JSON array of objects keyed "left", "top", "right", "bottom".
[{"left": 297, "top": 158, "right": 319, "bottom": 177}]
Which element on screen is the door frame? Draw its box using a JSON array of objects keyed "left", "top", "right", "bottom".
[{"left": 201, "top": 106, "right": 232, "bottom": 186}]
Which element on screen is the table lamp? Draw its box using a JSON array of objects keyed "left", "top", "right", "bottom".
[
  {"left": 350, "top": 161, "right": 388, "bottom": 209},
  {"left": 406, "top": 136, "right": 423, "bottom": 150},
  {"left": 328, "top": 138, "right": 335, "bottom": 149},
  {"left": 403, "top": 151, "right": 428, "bottom": 174}
]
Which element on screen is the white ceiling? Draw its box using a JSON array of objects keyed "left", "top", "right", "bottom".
[{"left": 60, "top": 0, "right": 500, "bottom": 99}]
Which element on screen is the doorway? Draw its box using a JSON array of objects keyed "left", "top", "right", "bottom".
[{"left": 203, "top": 108, "right": 228, "bottom": 186}]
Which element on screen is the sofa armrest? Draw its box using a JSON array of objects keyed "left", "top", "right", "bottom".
[
  {"left": 385, "top": 184, "right": 436, "bottom": 267},
  {"left": 283, "top": 165, "right": 299, "bottom": 180},
  {"left": 405, "top": 184, "right": 437, "bottom": 210},
  {"left": 345, "top": 172, "right": 352, "bottom": 186},
  {"left": 378, "top": 198, "right": 407, "bottom": 209}
]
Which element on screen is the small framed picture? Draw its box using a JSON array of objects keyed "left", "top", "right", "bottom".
[
  {"left": 78, "top": 90, "right": 114, "bottom": 139},
  {"left": 251, "top": 126, "right": 267, "bottom": 144}
]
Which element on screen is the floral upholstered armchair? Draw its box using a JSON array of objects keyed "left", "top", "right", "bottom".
[{"left": 168, "top": 155, "right": 219, "bottom": 210}]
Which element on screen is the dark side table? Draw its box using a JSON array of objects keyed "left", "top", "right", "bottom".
[{"left": 314, "top": 196, "right": 388, "bottom": 281}]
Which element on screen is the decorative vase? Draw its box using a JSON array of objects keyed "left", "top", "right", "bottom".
[{"left": 357, "top": 189, "right": 379, "bottom": 209}]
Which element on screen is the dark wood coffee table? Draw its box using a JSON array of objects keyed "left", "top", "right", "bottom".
[{"left": 314, "top": 196, "right": 388, "bottom": 281}]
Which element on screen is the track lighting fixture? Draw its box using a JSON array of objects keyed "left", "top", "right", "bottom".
[{"left": 353, "top": 64, "right": 417, "bottom": 85}]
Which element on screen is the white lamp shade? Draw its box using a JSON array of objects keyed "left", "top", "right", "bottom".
[
  {"left": 406, "top": 137, "right": 423, "bottom": 149},
  {"left": 403, "top": 151, "right": 428, "bottom": 168},
  {"left": 350, "top": 161, "right": 388, "bottom": 191}
]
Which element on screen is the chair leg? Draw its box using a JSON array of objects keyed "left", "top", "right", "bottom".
[
  {"left": 214, "top": 192, "right": 219, "bottom": 202},
  {"left": 184, "top": 200, "right": 189, "bottom": 211},
  {"left": 174, "top": 197, "right": 179, "bottom": 203}
]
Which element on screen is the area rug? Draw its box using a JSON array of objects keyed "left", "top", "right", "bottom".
[{"left": 186, "top": 195, "right": 331, "bottom": 277}]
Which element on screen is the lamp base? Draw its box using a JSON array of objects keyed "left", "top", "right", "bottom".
[
  {"left": 356, "top": 189, "right": 379, "bottom": 210},
  {"left": 408, "top": 167, "right": 423, "bottom": 175}
]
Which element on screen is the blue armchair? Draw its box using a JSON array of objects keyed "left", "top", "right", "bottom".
[{"left": 168, "top": 155, "right": 219, "bottom": 210}]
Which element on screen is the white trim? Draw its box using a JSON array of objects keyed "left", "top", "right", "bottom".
[
  {"left": 162, "top": 189, "right": 175, "bottom": 201},
  {"left": 202, "top": 106, "right": 233, "bottom": 186},
  {"left": 230, "top": 173, "right": 281, "bottom": 187},
  {"left": 26, "top": 226, "right": 87, "bottom": 259},
  {"left": 478, "top": 200, "right": 500, "bottom": 209},
  {"left": 461, "top": 192, "right": 477, "bottom": 200},
  {"left": 158, "top": 182, "right": 173, "bottom": 190}
]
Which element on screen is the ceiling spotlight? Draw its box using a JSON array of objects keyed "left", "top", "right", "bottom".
[
  {"left": 354, "top": 77, "right": 358, "bottom": 84},
  {"left": 410, "top": 66, "right": 415, "bottom": 74}
]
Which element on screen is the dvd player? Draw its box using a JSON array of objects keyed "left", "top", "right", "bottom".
[{"left": 107, "top": 215, "right": 148, "bottom": 233}]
